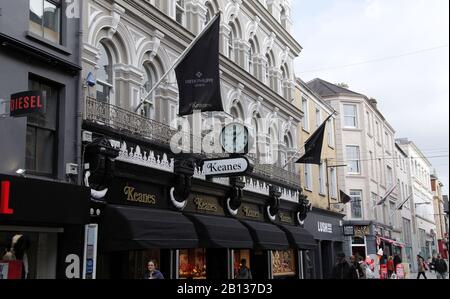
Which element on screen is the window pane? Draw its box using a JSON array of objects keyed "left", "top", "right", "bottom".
[
  {"left": 36, "top": 128, "right": 55, "bottom": 175},
  {"left": 97, "top": 44, "right": 111, "bottom": 84},
  {"left": 30, "top": 0, "right": 44, "bottom": 36},
  {"left": 346, "top": 146, "right": 360, "bottom": 173},
  {"left": 43, "top": 0, "right": 60, "bottom": 43},
  {"left": 26, "top": 126, "right": 37, "bottom": 171},
  {"left": 350, "top": 190, "right": 362, "bottom": 218}
]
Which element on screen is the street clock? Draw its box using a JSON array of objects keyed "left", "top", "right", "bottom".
[{"left": 220, "top": 123, "right": 250, "bottom": 154}]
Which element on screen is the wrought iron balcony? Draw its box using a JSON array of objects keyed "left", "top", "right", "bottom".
[{"left": 84, "top": 97, "right": 301, "bottom": 189}]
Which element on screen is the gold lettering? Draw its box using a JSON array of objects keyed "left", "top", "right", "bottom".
[
  {"left": 123, "top": 186, "right": 157, "bottom": 205},
  {"left": 194, "top": 197, "right": 218, "bottom": 212},
  {"left": 280, "top": 213, "right": 293, "bottom": 223},
  {"left": 243, "top": 207, "right": 260, "bottom": 218}
]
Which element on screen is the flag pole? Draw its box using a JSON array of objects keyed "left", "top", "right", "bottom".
[{"left": 135, "top": 13, "right": 221, "bottom": 113}]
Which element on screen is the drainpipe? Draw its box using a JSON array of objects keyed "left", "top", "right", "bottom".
[{"left": 76, "top": 2, "right": 84, "bottom": 185}]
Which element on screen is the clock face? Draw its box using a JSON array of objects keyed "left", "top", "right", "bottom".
[{"left": 220, "top": 123, "right": 249, "bottom": 154}]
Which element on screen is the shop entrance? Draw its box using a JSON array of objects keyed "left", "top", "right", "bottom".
[{"left": 206, "top": 249, "right": 228, "bottom": 280}]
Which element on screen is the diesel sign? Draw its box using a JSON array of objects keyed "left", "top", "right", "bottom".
[
  {"left": 202, "top": 157, "right": 253, "bottom": 177},
  {"left": 10, "top": 90, "right": 46, "bottom": 117}
]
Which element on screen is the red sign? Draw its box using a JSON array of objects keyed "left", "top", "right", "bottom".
[
  {"left": 0, "top": 181, "right": 13, "bottom": 215},
  {"left": 10, "top": 90, "right": 46, "bottom": 117},
  {"left": 0, "top": 261, "right": 22, "bottom": 279}
]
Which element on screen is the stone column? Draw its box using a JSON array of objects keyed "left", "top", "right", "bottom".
[{"left": 185, "top": 0, "right": 207, "bottom": 35}]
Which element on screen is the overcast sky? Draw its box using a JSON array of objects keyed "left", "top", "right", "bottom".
[{"left": 292, "top": 0, "right": 450, "bottom": 195}]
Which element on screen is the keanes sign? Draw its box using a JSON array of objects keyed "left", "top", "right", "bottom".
[
  {"left": 202, "top": 157, "right": 253, "bottom": 177},
  {"left": 10, "top": 91, "right": 46, "bottom": 117}
]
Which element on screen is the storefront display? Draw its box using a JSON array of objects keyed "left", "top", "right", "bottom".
[
  {"left": 128, "top": 250, "right": 161, "bottom": 279},
  {"left": 272, "top": 250, "right": 296, "bottom": 278},
  {"left": 234, "top": 249, "right": 251, "bottom": 277},
  {"left": 179, "top": 249, "right": 207, "bottom": 279}
]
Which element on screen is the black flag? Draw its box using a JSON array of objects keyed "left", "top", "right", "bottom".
[
  {"left": 340, "top": 190, "right": 352, "bottom": 204},
  {"left": 296, "top": 115, "right": 332, "bottom": 165},
  {"left": 175, "top": 14, "right": 223, "bottom": 116}
]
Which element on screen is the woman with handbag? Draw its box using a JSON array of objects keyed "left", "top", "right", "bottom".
[{"left": 417, "top": 255, "right": 427, "bottom": 279}]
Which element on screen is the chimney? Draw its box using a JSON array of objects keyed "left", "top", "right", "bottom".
[{"left": 369, "top": 98, "right": 378, "bottom": 109}]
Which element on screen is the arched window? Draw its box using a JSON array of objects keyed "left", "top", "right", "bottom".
[
  {"left": 96, "top": 42, "right": 113, "bottom": 103},
  {"left": 248, "top": 40, "right": 256, "bottom": 75},
  {"left": 230, "top": 100, "right": 244, "bottom": 121},
  {"left": 251, "top": 114, "right": 260, "bottom": 159},
  {"left": 141, "top": 63, "right": 157, "bottom": 119},
  {"left": 228, "top": 24, "right": 235, "bottom": 60},
  {"left": 205, "top": 1, "right": 214, "bottom": 24},
  {"left": 265, "top": 54, "right": 271, "bottom": 86},
  {"left": 176, "top": 0, "right": 185, "bottom": 25},
  {"left": 280, "top": 5, "right": 287, "bottom": 29}
]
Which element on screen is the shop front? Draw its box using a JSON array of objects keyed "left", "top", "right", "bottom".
[
  {"left": 0, "top": 174, "right": 90, "bottom": 279},
  {"left": 343, "top": 221, "right": 377, "bottom": 263},
  {"left": 303, "top": 209, "right": 345, "bottom": 279},
  {"left": 95, "top": 164, "right": 315, "bottom": 280}
]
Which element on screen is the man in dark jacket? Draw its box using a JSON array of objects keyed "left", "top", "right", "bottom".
[
  {"left": 435, "top": 255, "right": 448, "bottom": 279},
  {"left": 331, "top": 253, "right": 358, "bottom": 279},
  {"left": 143, "top": 260, "right": 165, "bottom": 279},
  {"left": 235, "top": 259, "right": 252, "bottom": 279}
]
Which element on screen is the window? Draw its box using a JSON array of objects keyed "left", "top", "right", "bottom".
[
  {"left": 280, "top": 5, "right": 287, "bottom": 29},
  {"left": 175, "top": 0, "right": 185, "bottom": 25},
  {"left": 26, "top": 78, "right": 59, "bottom": 176},
  {"left": 302, "top": 98, "right": 309, "bottom": 131},
  {"left": 205, "top": 2, "right": 214, "bottom": 25},
  {"left": 330, "top": 167, "right": 337, "bottom": 198},
  {"left": 228, "top": 24, "right": 236, "bottom": 61},
  {"left": 248, "top": 41, "right": 254, "bottom": 75},
  {"left": 29, "top": 0, "right": 62, "bottom": 44},
  {"left": 386, "top": 166, "right": 393, "bottom": 187},
  {"left": 327, "top": 118, "right": 335, "bottom": 147},
  {"left": 350, "top": 190, "right": 363, "bottom": 219},
  {"left": 265, "top": 54, "right": 271, "bottom": 86},
  {"left": 96, "top": 43, "right": 113, "bottom": 103},
  {"left": 365, "top": 111, "right": 372, "bottom": 135},
  {"left": 346, "top": 146, "right": 361, "bottom": 174},
  {"left": 375, "top": 121, "right": 380, "bottom": 141},
  {"left": 319, "top": 163, "right": 325, "bottom": 195},
  {"left": 315, "top": 108, "right": 321, "bottom": 128},
  {"left": 371, "top": 193, "right": 379, "bottom": 221},
  {"left": 402, "top": 218, "right": 412, "bottom": 245},
  {"left": 343, "top": 104, "right": 357, "bottom": 128},
  {"left": 369, "top": 151, "right": 375, "bottom": 177},
  {"left": 390, "top": 201, "right": 397, "bottom": 227},
  {"left": 378, "top": 159, "right": 383, "bottom": 182},
  {"left": 385, "top": 132, "right": 391, "bottom": 152},
  {"left": 304, "top": 165, "right": 312, "bottom": 191}
]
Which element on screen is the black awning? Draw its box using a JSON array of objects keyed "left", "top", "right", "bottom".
[
  {"left": 278, "top": 225, "right": 316, "bottom": 250},
  {"left": 241, "top": 220, "right": 290, "bottom": 251},
  {"left": 185, "top": 213, "right": 253, "bottom": 249},
  {"left": 99, "top": 205, "right": 199, "bottom": 252}
]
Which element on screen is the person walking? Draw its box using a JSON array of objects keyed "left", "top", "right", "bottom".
[
  {"left": 435, "top": 255, "right": 448, "bottom": 280},
  {"left": 330, "top": 253, "right": 358, "bottom": 279},
  {"left": 143, "top": 260, "right": 165, "bottom": 279},
  {"left": 416, "top": 255, "right": 427, "bottom": 279},
  {"left": 235, "top": 259, "right": 252, "bottom": 279},
  {"left": 387, "top": 256, "right": 395, "bottom": 279}
]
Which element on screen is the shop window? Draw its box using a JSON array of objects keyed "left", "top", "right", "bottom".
[
  {"left": 29, "top": 0, "right": 62, "bottom": 44},
  {"left": 1, "top": 232, "right": 57, "bottom": 279},
  {"left": 26, "top": 77, "right": 59, "bottom": 176},
  {"left": 128, "top": 250, "right": 161, "bottom": 279},
  {"left": 272, "top": 250, "right": 297, "bottom": 278},
  {"left": 302, "top": 251, "right": 315, "bottom": 279},
  {"left": 234, "top": 250, "right": 252, "bottom": 279},
  {"left": 179, "top": 248, "right": 206, "bottom": 279}
]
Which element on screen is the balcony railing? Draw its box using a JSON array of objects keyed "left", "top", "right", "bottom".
[{"left": 84, "top": 97, "right": 301, "bottom": 189}]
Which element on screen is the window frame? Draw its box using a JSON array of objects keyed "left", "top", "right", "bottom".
[
  {"left": 343, "top": 104, "right": 358, "bottom": 129},
  {"left": 346, "top": 145, "right": 361, "bottom": 175},
  {"left": 349, "top": 190, "right": 363, "bottom": 219},
  {"left": 29, "top": 0, "right": 63, "bottom": 45}
]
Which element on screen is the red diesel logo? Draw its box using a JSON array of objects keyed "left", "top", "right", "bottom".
[{"left": 0, "top": 181, "right": 14, "bottom": 215}]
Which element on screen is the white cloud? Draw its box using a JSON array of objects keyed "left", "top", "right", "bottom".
[{"left": 293, "top": 0, "right": 449, "bottom": 193}]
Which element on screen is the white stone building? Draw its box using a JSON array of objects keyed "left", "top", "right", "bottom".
[
  {"left": 397, "top": 138, "right": 437, "bottom": 261},
  {"left": 307, "top": 79, "right": 402, "bottom": 259}
]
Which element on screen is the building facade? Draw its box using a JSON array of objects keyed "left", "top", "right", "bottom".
[
  {"left": 80, "top": 0, "right": 317, "bottom": 279},
  {"left": 308, "top": 79, "right": 404, "bottom": 268},
  {"left": 431, "top": 174, "right": 448, "bottom": 259},
  {"left": 0, "top": 0, "right": 89, "bottom": 279},
  {"left": 395, "top": 143, "right": 416, "bottom": 272},
  {"left": 295, "top": 78, "right": 345, "bottom": 279},
  {"left": 397, "top": 138, "right": 437, "bottom": 262}
]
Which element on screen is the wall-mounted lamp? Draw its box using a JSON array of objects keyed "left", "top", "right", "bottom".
[{"left": 86, "top": 72, "right": 96, "bottom": 87}]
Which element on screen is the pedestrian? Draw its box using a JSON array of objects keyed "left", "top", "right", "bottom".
[
  {"left": 235, "top": 258, "right": 252, "bottom": 279},
  {"left": 416, "top": 255, "right": 427, "bottom": 279},
  {"left": 143, "top": 260, "right": 164, "bottom": 279},
  {"left": 393, "top": 254, "right": 402, "bottom": 269},
  {"left": 330, "top": 253, "right": 358, "bottom": 279},
  {"left": 435, "top": 254, "right": 448, "bottom": 280},
  {"left": 387, "top": 256, "right": 395, "bottom": 278}
]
